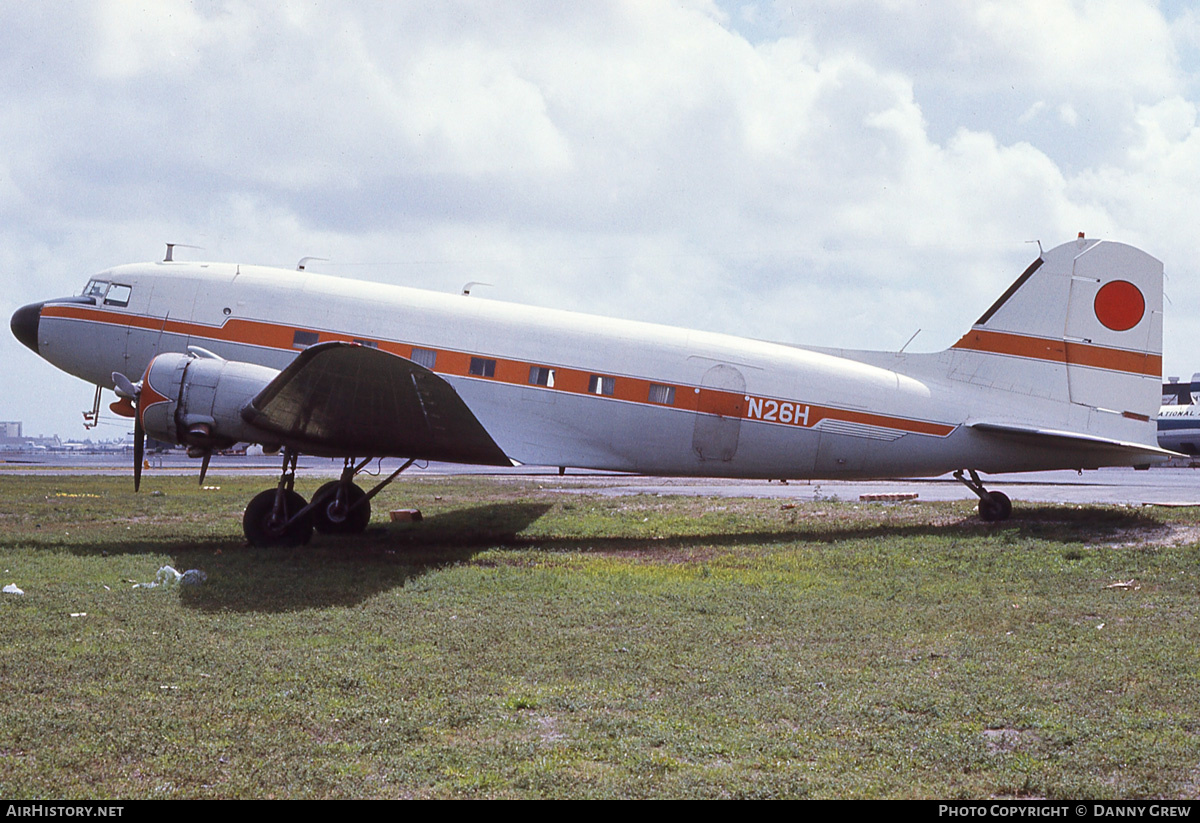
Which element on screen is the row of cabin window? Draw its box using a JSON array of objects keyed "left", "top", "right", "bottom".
[
  {"left": 290, "top": 332, "right": 676, "bottom": 406},
  {"left": 481, "top": 359, "right": 675, "bottom": 405},
  {"left": 293, "top": 328, "right": 416, "bottom": 357}
]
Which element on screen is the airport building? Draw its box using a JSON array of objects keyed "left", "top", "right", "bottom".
[{"left": 0, "top": 420, "right": 64, "bottom": 451}]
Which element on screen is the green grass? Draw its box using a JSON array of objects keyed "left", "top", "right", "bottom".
[{"left": 1, "top": 474, "right": 1198, "bottom": 798}]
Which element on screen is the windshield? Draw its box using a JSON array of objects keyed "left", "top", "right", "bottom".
[{"left": 81, "top": 279, "right": 132, "bottom": 307}]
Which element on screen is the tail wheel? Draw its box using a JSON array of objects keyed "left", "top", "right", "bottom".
[
  {"left": 244, "top": 489, "right": 314, "bottom": 546},
  {"left": 978, "top": 491, "right": 1012, "bottom": 522},
  {"left": 312, "top": 481, "right": 371, "bottom": 534}
]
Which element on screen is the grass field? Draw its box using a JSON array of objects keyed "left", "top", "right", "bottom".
[{"left": 1, "top": 473, "right": 1198, "bottom": 799}]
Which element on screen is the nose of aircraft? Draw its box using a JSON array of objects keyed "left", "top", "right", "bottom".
[{"left": 10, "top": 301, "right": 42, "bottom": 353}]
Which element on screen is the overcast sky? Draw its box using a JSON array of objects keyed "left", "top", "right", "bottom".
[{"left": 4, "top": 0, "right": 1200, "bottom": 439}]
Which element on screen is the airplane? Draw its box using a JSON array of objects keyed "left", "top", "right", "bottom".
[
  {"left": 10, "top": 235, "right": 1174, "bottom": 545},
  {"left": 1159, "top": 374, "right": 1200, "bottom": 455}
]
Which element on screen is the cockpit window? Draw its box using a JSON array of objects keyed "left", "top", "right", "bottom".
[
  {"left": 81, "top": 279, "right": 132, "bottom": 307},
  {"left": 104, "top": 284, "right": 131, "bottom": 307}
]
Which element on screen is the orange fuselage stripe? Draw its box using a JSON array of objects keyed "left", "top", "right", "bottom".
[
  {"left": 42, "top": 304, "right": 956, "bottom": 438},
  {"left": 952, "top": 329, "right": 1161, "bottom": 376}
]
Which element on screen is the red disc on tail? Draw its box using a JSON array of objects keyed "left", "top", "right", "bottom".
[{"left": 1093, "top": 280, "right": 1144, "bottom": 331}]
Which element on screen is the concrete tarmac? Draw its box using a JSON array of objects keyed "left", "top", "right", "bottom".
[
  {"left": 3, "top": 452, "right": 1200, "bottom": 508},
  {"left": 549, "top": 468, "right": 1200, "bottom": 507}
]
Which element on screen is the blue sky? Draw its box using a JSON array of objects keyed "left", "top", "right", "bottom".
[{"left": 4, "top": 0, "right": 1200, "bottom": 438}]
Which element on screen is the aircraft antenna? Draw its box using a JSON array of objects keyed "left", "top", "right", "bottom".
[
  {"left": 163, "top": 242, "right": 203, "bottom": 262},
  {"left": 1026, "top": 239, "right": 1043, "bottom": 256},
  {"left": 461, "top": 281, "right": 493, "bottom": 296},
  {"left": 297, "top": 256, "right": 329, "bottom": 271},
  {"left": 899, "top": 328, "right": 921, "bottom": 353}
]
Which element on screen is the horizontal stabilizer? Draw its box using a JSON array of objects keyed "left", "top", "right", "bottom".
[
  {"left": 242, "top": 341, "right": 512, "bottom": 465},
  {"left": 968, "top": 421, "right": 1178, "bottom": 463}
]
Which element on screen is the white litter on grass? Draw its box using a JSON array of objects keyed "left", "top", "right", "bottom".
[
  {"left": 134, "top": 566, "right": 207, "bottom": 589},
  {"left": 3, "top": 583, "right": 24, "bottom": 595},
  {"left": 134, "top": 566, "right": 182, "bottom": 589}
]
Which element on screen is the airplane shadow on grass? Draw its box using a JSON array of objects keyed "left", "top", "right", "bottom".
[{"left": 27, "top": 500, "right": 1181, "bottom": 614}]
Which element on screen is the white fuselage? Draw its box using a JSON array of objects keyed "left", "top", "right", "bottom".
[
  {"left": 26, "top": 257, "right": 1161, "bottom": 479},
  {"left": 1158, "top": 404, "right": 1200, "bottom": 455}
]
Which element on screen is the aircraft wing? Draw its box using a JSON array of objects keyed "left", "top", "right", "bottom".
[
  {"left": 241, "top": 342, "right": 512, "bottom": 465},
  {"left": 967, "top": 421, "right": 1179, "bottom": 462}
]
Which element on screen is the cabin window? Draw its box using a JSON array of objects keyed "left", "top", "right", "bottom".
[
  {"left": 353, "top": 338, "right": 378, "bottom": 349},
  {"left": 588, "top": 375, "right": 615, "bottom": 396},
  {"left": 529, "top": 366, "right": 556, "bottom": 387},
  {"left": 410, "top": 347, "right": 436, "bottom": 369},
  {"left": 292, "top": 330, "right": 319, "bottom": 349},
  {"left": 103, "top": 284, "right": 132, "bottom": 307},
  {"left": 469, "top": 357, "right": 496, "bottom": 378},
  {"left": 648, "top": 384, "right": 675, "bottom": 405}
]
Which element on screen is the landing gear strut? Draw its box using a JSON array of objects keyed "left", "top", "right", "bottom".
[
  {"left": 243, "top": 449, "right": 314, "bottom": 546},
  {"left": 954, "top": 469, "right": 1012, "bottom": 522},
  {"left": 242, "top": 453, "right": 418, "bottom": 546},
  {"left": 312, "top": 458, "right": 375, "bottom": 534}
]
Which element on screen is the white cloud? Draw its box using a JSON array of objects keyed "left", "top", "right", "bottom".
[
  {"left": 91, "top": 0, "right": 239, "bottom": 80},
  {"left": 1019, "top": 100, "right": 1047, "bottom": 123},
  {"left": 4, "top": 0, "right": 1200, "bottom": 436}
]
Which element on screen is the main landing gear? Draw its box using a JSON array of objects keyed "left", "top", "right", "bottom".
[
  {"left": 242, "top": 451, "right": 417, "bottom": 546},
  {"left": 953, "top": 469, "right": 1012, "bottom": 522}
]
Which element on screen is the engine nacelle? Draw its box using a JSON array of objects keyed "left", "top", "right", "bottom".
[{"left": 139, "top": 351, "right": 281, "bottom": 449}]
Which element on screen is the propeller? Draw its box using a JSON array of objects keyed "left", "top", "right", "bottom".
[
  {"left": 112, "top": 371, "right": 145, "bottom": 492},
  {"left": 198, "top": 450, "right": 211, "bottom": 486},
  {"left": 114, "top": 356, "right": 215, "bottom": 489}
]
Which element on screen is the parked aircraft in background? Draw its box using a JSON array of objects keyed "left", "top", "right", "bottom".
[
  {"left": 1159, "top": 374, "right": 1200, "bottom": 455},
  {"left": 11, "top": 235, "right": 1173, "bottom": 544}
]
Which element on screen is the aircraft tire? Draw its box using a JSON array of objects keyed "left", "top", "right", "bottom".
[
  {"left": 312, "top": 481, "right": 371, "bottom": 534},
  {"left": 244, "top": 489, "right": 314, "bottom": 547},
  {"left": 978, "top": 491, "right": 1012, "bottom": 522}
]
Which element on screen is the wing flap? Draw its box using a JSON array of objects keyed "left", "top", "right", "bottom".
[{"left": 242, "top": 341, "right": 511, "bottom": 464}]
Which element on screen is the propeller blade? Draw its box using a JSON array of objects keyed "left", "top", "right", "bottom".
[
  {"left": 133, "top": 405, "right": 144, "bottom": 493},
  {"left": 198, "top": 450, "right": 211, "bottom": 486},
  {"left": 112, "top": 371, "right": 139, "bottom": 400}
]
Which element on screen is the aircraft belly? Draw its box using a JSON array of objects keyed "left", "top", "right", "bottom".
[
  {"left": 1158, "top": 431, "right": 1200, "bottom": 455},
  {"left": 813, "top": 430, "right": 874, "bottom": 476}
]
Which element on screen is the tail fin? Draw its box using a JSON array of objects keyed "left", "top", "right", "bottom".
[{"left": 948, "top": 237, "right": 1164, "bottom": 452}]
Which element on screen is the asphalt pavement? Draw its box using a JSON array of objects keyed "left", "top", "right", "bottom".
[{"left": 3, "top": 453, "right": 1200, "bottom": 507}]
